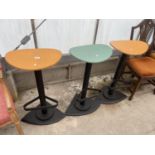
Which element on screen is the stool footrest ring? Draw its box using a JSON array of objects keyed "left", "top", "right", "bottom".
[{"left": 23, "top": 96, "right": 58, "bottom": 111}]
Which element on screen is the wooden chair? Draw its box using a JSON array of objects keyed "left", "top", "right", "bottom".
[
  {"left": 130, "top": 19, "right": 155, "bottom": 44},
  {"left": 121, "top": 19, "right": 155, "bottom": 100},
  {"left": 0, "top": 63, "right": 24, "bottom": 135}
]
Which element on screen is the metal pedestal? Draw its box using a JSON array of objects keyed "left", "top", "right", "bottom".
[
  {"left": 66, "top": 63, "right": 101, "bottom": 116},
  {"left": 22, "top": 70, "right": 65, "bottom": 125},
  {"left": 102, "top": 54, "right": 127, "bottom": 104}
]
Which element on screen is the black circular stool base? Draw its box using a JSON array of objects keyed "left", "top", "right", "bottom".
[
  {"left": 22, "top": 103, "right": 65, "bottom": 125},
  {"left": 101, "top": 86, "right": 127, "bottom": 104},
  {"left": 65, "top": 94, "right": 101, "bottom": 116}
]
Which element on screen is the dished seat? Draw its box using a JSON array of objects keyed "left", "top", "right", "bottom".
[
  {"left": 127, "top": 57, "right": 155, "bottom": 77},
  {"left": 0, "top": 80, "right": 14, "bottom": 125},
  {"left": 70, "top": 44, "right": 112, "bottom": 63}
]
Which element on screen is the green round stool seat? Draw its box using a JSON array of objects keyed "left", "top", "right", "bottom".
[{"left": 70, "top": 44, "right": 113, "bottom": 63}]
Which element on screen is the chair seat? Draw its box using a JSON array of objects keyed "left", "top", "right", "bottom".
[
  {"left": 150, "top": 51, "right": 155, "bottom": 59},
  {"left": 127, "top": 57, "right": 155, "bottom": 76},
  {"left": 0, "top": 81, "right": 14, "bottom": 125},
  {"left": 70, "top": 44, "right": 112, "bottom": 63}
]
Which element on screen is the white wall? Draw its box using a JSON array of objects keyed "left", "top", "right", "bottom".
[
  {"left": 0, "top": 19, "right": 34, "bottom": 56},
  {"left": 0, "top": 19, "right": 143, "bottom": 56},
  {"left": 35, "top": 19, "right": 96, "bottom": 54},
  {"left": 96, "top": 19, "right": 142, "bottom": 45}
]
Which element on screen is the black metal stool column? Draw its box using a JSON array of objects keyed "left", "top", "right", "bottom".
[
  {"left": 22, "top": 70, "right": 65, "bottom": 125},
  {"left": 66, "top": 63, "right": 101, "bottom": 116},
  {"left": 75, "top": 63, "right": 92, "bottom": 111},
  {"left": 102, "top": 54, "right": 127, "bottom": 104},
  {"left": 35, "top": 71, "right": 47, "bottom": 114}
]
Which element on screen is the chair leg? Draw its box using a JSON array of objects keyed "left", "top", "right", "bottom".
[
  {"left": 15, "top": 121, "right": 24, "bottom": 135},
  {"left": 129, "top": 78, "right": 142, "bottom": 101},
  {"left": 10, "top": 110, "right": 24, "bottom": 135}
]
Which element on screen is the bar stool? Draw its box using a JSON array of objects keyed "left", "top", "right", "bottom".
[
  {"left": 5, "top": 49, "right": 65, "bottom": 125},
  {"left": 102, "top": 40, "right": 149, "bottom": 103},
  {"left": 66, "top": 44, "right": 112, "bottom": 116}
]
